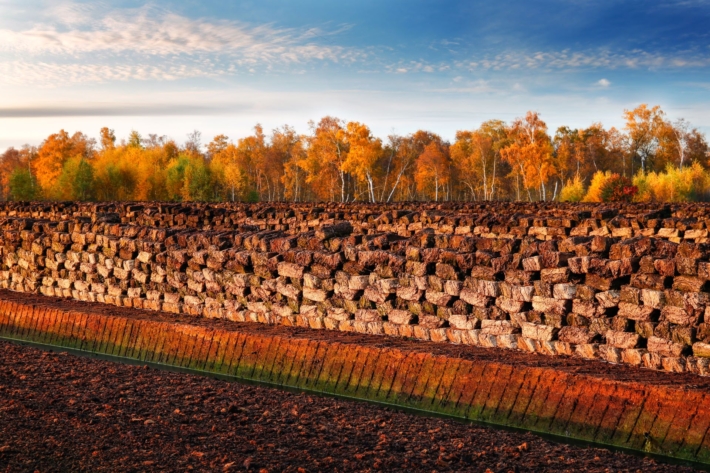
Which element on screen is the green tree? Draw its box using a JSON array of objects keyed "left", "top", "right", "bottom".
[
  {"left": 73, "top": 158, "right": 95, "bottom": 201},
  {"left": 166, "top": 156, "right": 189, "bottom": 201},
  {"left": 9, "top": 168, "right": 38, "bottom": 201},
  {"left": 184, "top": 158, "right": 212, "bottom": 201},
  {"left": 56, "top": 156, "right": 95, "bottom": 201},
  {"left": 128, "top": 130, "right": 143, "bottom": 149}
]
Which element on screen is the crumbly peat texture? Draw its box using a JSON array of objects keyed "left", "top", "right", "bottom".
[
  {"left": 0, "top": 340, "right": 698, "bottom": 473},
  {"left": 3, "top": 201, "right": 710, "bottom": 374}
]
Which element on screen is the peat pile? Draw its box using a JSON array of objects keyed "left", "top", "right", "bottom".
[{"left": 3, "top": 201, "right": 710, "bottom": 375}]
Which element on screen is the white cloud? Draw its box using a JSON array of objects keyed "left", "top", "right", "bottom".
[{"left": 597, "top": 78, "right": 611, "bottom": 87}]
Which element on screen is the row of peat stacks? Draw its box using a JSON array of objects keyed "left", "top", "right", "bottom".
[{"left": 4, "top": 201, "right": 710, "bottom": 375}]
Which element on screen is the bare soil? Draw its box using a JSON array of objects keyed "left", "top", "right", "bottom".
[{"left": 0, "top": 340, "right": 701, "bottom": 473}]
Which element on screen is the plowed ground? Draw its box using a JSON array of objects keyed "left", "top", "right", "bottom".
[{"left": 0, "top": 341, "right": 700, "bottom": 473}]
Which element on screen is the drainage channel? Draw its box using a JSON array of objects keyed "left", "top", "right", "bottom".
[{"left": 1, "top": 335, "right": 706, "bottom": 472}]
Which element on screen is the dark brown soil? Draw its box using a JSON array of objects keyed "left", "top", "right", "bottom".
[{"left": 0, "top": 340, "right": 701, "bottom": 473}]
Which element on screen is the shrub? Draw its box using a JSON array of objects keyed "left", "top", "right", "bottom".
[
  {"left": 559, "top": 175, "right": 585, "bottom": 202},
  {"left": 582, "top": 171, "right": 612, "bottom": 202},
  {"left": 633, "top": 162, "right": 710, "bottom": 202},
  {"left": 600, "top": 174, "right": 637, "bottom": 202}
]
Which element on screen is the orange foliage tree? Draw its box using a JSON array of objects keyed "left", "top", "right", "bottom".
[
  {"left": 33, "top": 130, "right": 94, "bottom": 199},
  {"left": 415, "top": 142, "right": 451, "bottom": 201},
  {"left": 301, "top": 117, "right": 350, "bottom": 201},
  {"left": 501, "top": 112, "right": 556, "bottom": 201}
]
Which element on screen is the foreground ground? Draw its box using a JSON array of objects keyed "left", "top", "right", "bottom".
[{"left": 0, "top": 341, "right": 701, "bottom": 473}]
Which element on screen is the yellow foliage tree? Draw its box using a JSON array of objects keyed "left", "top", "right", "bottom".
[
  {"left": 342, "top": 121, "right": 383, "bottom": 202},
  {"left": 624, "top": 104, "right": 667, "bottom": 174},
  {"left": 211, "top": 143, "right": 247, "bottom": 202}
]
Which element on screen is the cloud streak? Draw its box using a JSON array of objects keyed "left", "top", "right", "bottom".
[
  {"left": 0, "top": 102, "right": 248, "bottom": 118},
  {"left": 0, "top": 60, "right": 228, "bottom": 85},
  {"left": 455, "top": 49, "right": 710, "bottom": 71}
]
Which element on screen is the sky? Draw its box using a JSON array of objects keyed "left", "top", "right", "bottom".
[{"left": 1, "top": 0, "right": 710, "bottom": 150}]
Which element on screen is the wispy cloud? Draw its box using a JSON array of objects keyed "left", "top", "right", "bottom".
[
  {"left": 1, "top": 13, "right": 352, "bottom": 60},
  {"left": 379, "top": 46, "right": 710, "bottom": 80},
  {"left": 0, "top": 60, "right": 226, "bottom": 85},
  {"left": 455, "top": 48, "right": 710, "bottom": 71},
  {"left": 2, "top": 1, "right": 710, "bottom": 88},
  {"left": 0, "top": 2, "right": 361, "bottom": 85}
]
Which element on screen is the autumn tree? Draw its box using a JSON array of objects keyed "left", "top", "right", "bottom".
[
  {"left": 134, "top": 141, "right": 176, "bottom": 201},
  {"left": 259, "top": 126, "right": 297, "bottom": 201},
  {"left": 378, "top": 134, "right": 403, "bottom": 202},
  {"left": 553, "top": 123, "right": 620, "bottom": 193},
  {"left": 210, "top": 141, "right": 247, "bottom": 202},
  {"left": 0, "top": 148, "right": 24, "bottom": 200},
  {"left": 415, "top": 142, "right": 451, "bottom": 201},
  {"left": 237, "top": 125, "right": 266, "bottom": 201},
  {"left": 99, "top": 127, "right": 116, "bottom": 150},
  {"left": 451, "top": 120, "right": 508, "bottom": 200},
  {"left": 33, "top": 130, "right": 95, "bottom": 199},
  {"left": 207, "top": 134, "right": 229, "bottom": 159},
  {"left": 657, "top": 119, "right": 709, "bottom": 170},
  {"left": 624, "top": 104, "right": 667, "bottom": 174},
  {"left": 183, "top": 157, "right": 212, "bottom": 201},
  {"left": 269, "top": 126, "right": 305, "bottom": 202},
  {"left": 342, "top": 122, "right": 383, "bottom": 202},
  {"left": 501, "top": 112, "right": 555, "bottom": 201},
  {"left": 302, "top": 117, "right": 350, "bottom": 201},
  {"left": 380, "top": 130, "right": 444, "bottom": 201}
]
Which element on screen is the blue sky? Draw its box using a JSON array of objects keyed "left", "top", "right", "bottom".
[{"left": 1, "top": 0, "right": 709, "bottom": 149}]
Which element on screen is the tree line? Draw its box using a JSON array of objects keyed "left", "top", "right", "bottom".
[{"left": 1, "top": 104, "right": 708, "bottom": 203}]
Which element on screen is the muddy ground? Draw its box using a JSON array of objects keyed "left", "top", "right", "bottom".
[{"left": 0, "top": 340, "right": 702, "bottom": 473}]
